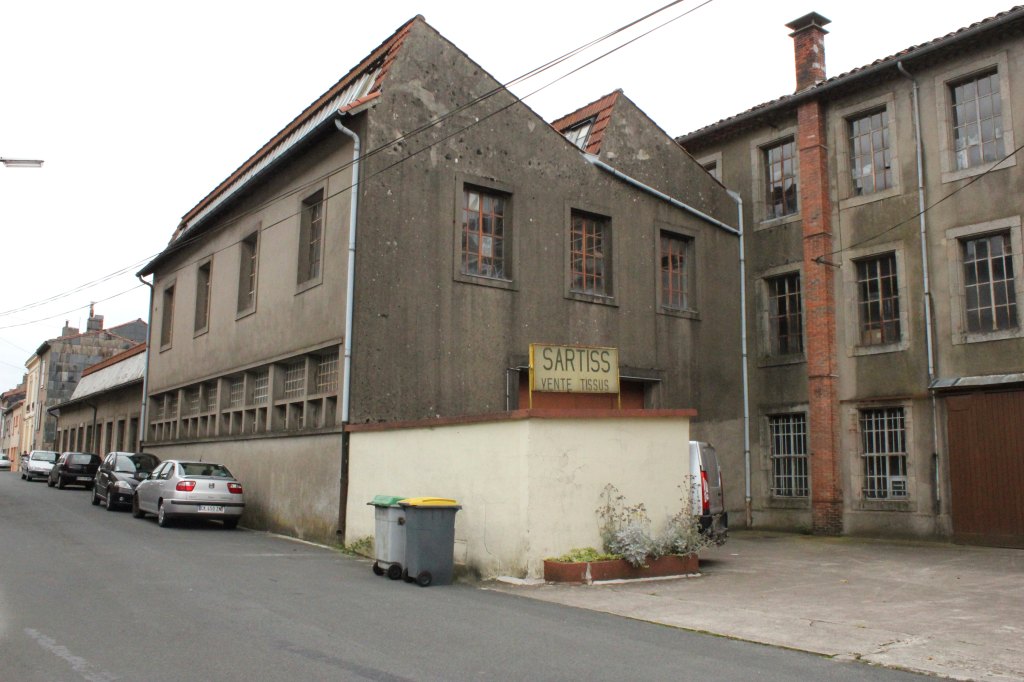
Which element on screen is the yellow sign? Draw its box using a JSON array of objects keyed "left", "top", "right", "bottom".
[{"left": 530, "top": 344, "right": 619, "bottom": 394}]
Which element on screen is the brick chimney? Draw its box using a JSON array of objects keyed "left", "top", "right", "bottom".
[
  {"left": 86, "top": 303, "right": 104, "bottom": 332},
  {"left": 789, "top": 11, "right": 842, "bottom": 535},
  {"left": 786, "top": 12, "right": 830, "bottom": 91}
]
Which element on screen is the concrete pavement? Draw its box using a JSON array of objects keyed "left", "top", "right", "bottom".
[{"left": 486, "top": 531, "right": 1024, "bottom": 681}]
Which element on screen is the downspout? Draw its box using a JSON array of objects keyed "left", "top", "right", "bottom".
[
  {"left": 898, "top": 61, "right": 942, "bottom": 516},
  {"left": 334, "top": 115, "right": 361, "bottom": 539},
  {"left": 727, "top": 191, "right": 752, "bottom": 528},
  {"left": 137, "top": 275, "right": 154, "bottom": 451},
  {"left": 87, "top": 403, "right": 98, "bottom": 452},
  {"left": 46, "top": 406, "right": 60, "bottom": 451}
]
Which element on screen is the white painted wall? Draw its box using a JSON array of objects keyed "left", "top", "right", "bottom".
[{"left": 346, "top": 414, "right": 691, "bottom": 578}]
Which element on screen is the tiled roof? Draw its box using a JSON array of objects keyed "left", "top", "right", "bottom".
[
  {"left": 171, "top": 16, "right": 419, "bottom": 242},
  {"left": 551, "top": 90, "right": 622, "bottom": 155},
  {"left": 678, "top": 5, "right": 1024, "bottom": 143},
  {"left": 81, "top": 342, "right": 146, "bottom": 378}
]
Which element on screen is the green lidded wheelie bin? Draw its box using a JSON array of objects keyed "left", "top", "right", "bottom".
[
  {"left": 367, "top": 495, "right": 409, "bottom": 580},
  {"left": 399, "top": 497, "right": 462, "bottom": 587}
]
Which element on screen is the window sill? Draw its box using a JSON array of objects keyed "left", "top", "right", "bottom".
[
  {"left": 850, "top": 339, "right": 907, "bottom": 357},
  {"left": 565, "top": 291, "right": 617, "bottom": 307},
  {"left": 941, "top": 156, "right": 1016, "bottom": 185},
  {"left": 193, "top": 327, "right": 209, "bottom": 339},
  {"left": 295, "top": 277, "right": 323, "bottom": 295},
  {"left": 454, "top": 272, "right": 517, "bottom": 291},
  {"left": 235, "top": 306, "right": 256, "bottom": 321},
  {"left": 855, "top": 499, "right": 913, "bottom": 512},
  {"left": 953, "top": 327, "right": 1023, "bottom": 346},
  {"left": 657, "top": 306, "right": 699, "bottom": 320},
  {"left": 765, "top": 496, "right": 809, "bottom": 510},
  {"left": 755, "top": 212, "right": 801, "bottom": 231},
  {"left": 838, "top": 184, "right": 901, "bottom": 211},
  {"left": 159, "top": 343, "right": 172, "bottom": 353},
  {"left": 757, "top": 353, "right": 806, "bottom": 368}
]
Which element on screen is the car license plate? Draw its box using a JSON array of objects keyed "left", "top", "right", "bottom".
[
  {"left": 198, "top": 505, "right": 224, "bottom": 513},
  {"left": 77, "top": 476, "right": 93, "bottom": 481}
]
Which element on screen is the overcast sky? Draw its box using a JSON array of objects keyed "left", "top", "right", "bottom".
[{"left": 0, "top": 0, "right": 1015, "bottom": 390}]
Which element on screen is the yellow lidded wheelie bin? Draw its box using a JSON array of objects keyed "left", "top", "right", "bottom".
[{"left": 398, "top": 497, "right": 461, "bottom": 587}]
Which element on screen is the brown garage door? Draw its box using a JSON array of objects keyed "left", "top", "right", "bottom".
[{"left": 946, "top": 390, "right": 1024, "bottom": 548}]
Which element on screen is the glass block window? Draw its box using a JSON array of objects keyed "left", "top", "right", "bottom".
[
  {"left": 856, "top": 253, "right": 901, "bottom": 345},
  {"left": 461, "top": 188, "right": 507, "bottom": 279},
  {"left": 252, "top": 369, "right": 269, "bottom": 404},
  {"left": 283, "top": 361, "right": 306, "bottom": 399},
  {"left": 187, "top": 387, "right": 201, "bottom": 417},
  {"left": 951, "top": 70, "right": 1004, "bottom": 171},
  {"left": 764, "top": 138, "right": 798, "bottom": 219},
  {"left": 849, "top": 108, "right": 892, "bottom": 195},
  {"left": 860, "top": 407, "right": 908, "bottom": 499},
  {"left": 768, "top": 414, "right": 808, "bottom": 497},
  {"left": 202, "top": 382, "right": 217, "bottom": 412},
  {"left": 767, "top": 273, "right": 803, "bottom": 355},
  {"left": 166, "top": 392, "right": 178, "bottom": 418},
  {"left": 316, "top": 353, "right": 339, "bottom": 394},
  {"left": 228, "top": 377, "right": 244, "bottom": 408},
  {"left": 962, "top": 232, "right": 1018, "bottom": 333},
  {"left": 570, "top": 212, "right": 610, "bottom": 296}
]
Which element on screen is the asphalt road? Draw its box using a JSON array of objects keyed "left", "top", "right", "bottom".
[{"left": 0, "top": 471, "right": 934, "bottom": 681}]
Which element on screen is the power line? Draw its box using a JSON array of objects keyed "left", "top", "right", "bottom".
[{"left": 0, "top": 285, "right": 145, "bottom": 332}]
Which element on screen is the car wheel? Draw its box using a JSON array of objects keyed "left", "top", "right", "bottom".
[
  {"left": 222, "top": 518, "right": 238, "bottom": 530},
  {"left": 20, "top": 472, "right": 25, "bottom": 480},
  {"left": 157, "top": 501, "right": 171, "bottom": 528},
  {"left": 131, "top": 495, "right": 145, "bottom": 519},
  {"left": 91, "top": 487, "right": 100, "bottom": 505},
  {"left": 47, "top": 477, "right": 55, "bottom": 488},
  {"left": 105, "top": 490, "right": 116, "bottom": 511},
  {"left": 57, "top": 476, "right": 66, "bottom": 490}
]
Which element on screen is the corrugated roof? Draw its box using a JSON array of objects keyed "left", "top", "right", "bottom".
[
  {"left": 678, "top": 5, "right": 1024, "bottom": 144},
  {"left": 66, "top": 351, "right": 146, "bottom": 403},
  {"left": 551, "top": 90, "right": 621, "bottom": 155},
  {"left": 170, "top": 16, "right": 419, "bottom": 243}
]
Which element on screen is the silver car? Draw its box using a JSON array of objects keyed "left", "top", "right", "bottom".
[
  {"left": 132, "top": 460, "right": 245, "bottom": 529},
  {"left": 21, "top": 450, "right": 59, "bottom": 481}
]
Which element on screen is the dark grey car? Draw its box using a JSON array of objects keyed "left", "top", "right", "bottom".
[{"left": 92, "top": 452, "right": 161, "bottom": 511}]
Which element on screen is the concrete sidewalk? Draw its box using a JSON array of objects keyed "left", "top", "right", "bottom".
[{"left": 486, "top": 531, "right": 1024, "bottom": 681}]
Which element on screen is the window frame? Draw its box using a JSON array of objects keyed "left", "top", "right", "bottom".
[
  {"left": 565, "top": 204, "right": 616, "bottom": 305},
  {"left": 452, "top": 175, "right": 516, "bottom": 291},
  {"left": 934, "top": 52, "right": 1016, "bottom": 184},
  {"left": 766, "top": 271, "right": 803, "bottom": 357},
  {"left": 758, "top": 262, "right": 805, "bottom": 366},
  {"left": 858, "top": 405, "right": 910, "bottom": 502},
  {"left": 159, "top": 280, "right": 176, "bottom": 351},
  {"left": 833, "top": 94, "right": 901, "bottom": 209},
  {"left": 749, "top": 126, "right": 800, "bottom": 228},
  {"left": 697, "top": 152, "right": 722, "bottom": 182},
  {"left": 854, "top": 252, "right": 901, "bottom": 348},
  {"left": 296, "top": 187, "right": 326, "bottom": 292},
  {"left": 767, "top": 412, "right": 809, "bottom": 498},
  {"left": 656, "top": 227, "right": 697, "bottom": 317},
  {"left": 194, "top": 258, "right": 212, "bottom": 337},
  {"left": 945, "top": 216, "right": 1024, "bottom": 345},
  {"left": 842, "top": 242, "right": 910, "bottom": 356},
  {"left": 237, "top": 229, "right": 260, "bottom": 317}
]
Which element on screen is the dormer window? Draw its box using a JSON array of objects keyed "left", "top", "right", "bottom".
[{"left": 563, "top": 119, "right": 595, "bottom": 150}]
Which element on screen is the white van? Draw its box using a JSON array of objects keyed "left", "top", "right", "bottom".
[{"left": 689, "top": 441, "right": 727, "bottom": 542}]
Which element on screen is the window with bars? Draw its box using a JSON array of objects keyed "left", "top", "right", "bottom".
[
  {"left": 951, "top": 70, "right": 1004, "bottom": 171},
  {"left": 166, "top": 392, "right": 179, "bottom": 418},
  {"left": 298, "top": 189, "right": 324, "bottom": 285},
  {"left": 962, "top": 232, "right": 1018, "bottom": 333},
  {"left": 856, "top": 253, "right": 901, "bottom": 345},
  {"left": 315, "top": 353, "right": 339, "bottom": 394},
  {"left": 461, "top": 188, "right": 507, "bottom": 279},
  {"left": 860, "top": 407, "right": 908, "bottom": 499},
  {"left": 849, "top": 109, "right": 892, "bottom": 195},
  {"left": 202, "top": 382, "right": 218, "bottom": 412},
  {"left": 767, "top": 273, "right": 803, "bottom": 355},
  {"left": 768, "top": 413, "right": 808, "bottom": 497},
  {"left": 764, "top": 139, "right": 798, "bottom": 219},
  {"left": 238, "top": 232, "right": 258, "bottom": 313},
  {"left": 660, "top": 232, "right": 692, "bottom": 311},
  {"left": 283, "top": 361, "right": 306, "bottom": 399},
  {"left": 194, "top": 261, "right": 212, "bottom": 333},
  {"left": 570, "top": 211, "right": 611, "bottom": 297},
  {"left": 252, "top": 369, "right": 269, "bottom": 404},
  {"left": 228, "top": 377, "right": 244, "bottom": 408}
]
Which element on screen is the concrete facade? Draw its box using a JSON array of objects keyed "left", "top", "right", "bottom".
[
  {"left": 138, "top": 17, "right": 741, "bottom": 549},
  {"left": 678, "top": 7, "right": 1024, "bottom": 541}
]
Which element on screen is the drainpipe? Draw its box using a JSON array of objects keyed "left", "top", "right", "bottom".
[
  {"left": 46, "top": 406, "right": 60, "bottom": 452},
  {"left": 898, "top": 61, "right": 942, "bottom": 516},
  {"left": 136, "top": 275, "right": 154, "bottom": 451},
  {"left": 727, "top": 191, "right": 753, "bottom": 528},
  {"left": 334, "top": 115, "right": 361, "bottom": 539}
]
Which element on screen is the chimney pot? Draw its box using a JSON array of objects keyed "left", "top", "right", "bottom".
[{"left": 787, "top": 12, "right": 831, "bottom": 92}]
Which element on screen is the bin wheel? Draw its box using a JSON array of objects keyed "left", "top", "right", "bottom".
[
  {"left": 416, "top": 571, "right": 432, "bottom": 587},
  {"left": 372, "top": 562, "right": 385, "bottom": 576},
  {"left": 386, "top": 564, "right": 403, "bottom": 581},
  {"left": 402, "top": 568, "right": 414, "bottom": 583}
]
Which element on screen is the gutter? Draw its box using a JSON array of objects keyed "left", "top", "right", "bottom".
[
  {"left": 333, "top": 113, "right": 362, "bottom": 540},
  {"left": 677, "top": 8, "right": 1024, "bottom": 145},
  {"left": 583, "top": 155, "right": 740, "bottom": 235}
]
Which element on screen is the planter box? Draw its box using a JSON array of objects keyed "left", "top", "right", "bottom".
[{"left": 543, "top": 554, "right": 698, "bottom": 583}]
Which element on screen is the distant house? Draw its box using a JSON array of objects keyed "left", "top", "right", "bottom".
[
  {"left": 678, "top": 7, "right": 1024, "bottom": 547},
  {"left": 1, "top": 383, "right": 26, "bottom": 462},
  {"left": 137, "top": 15, "right": 741, "bottom": 572},
  {"left": 22, "top": 312, "right": 147, "bottom": 452},
  {"left": 52, "top": 343, "right": 147, "bottom": 454}
]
